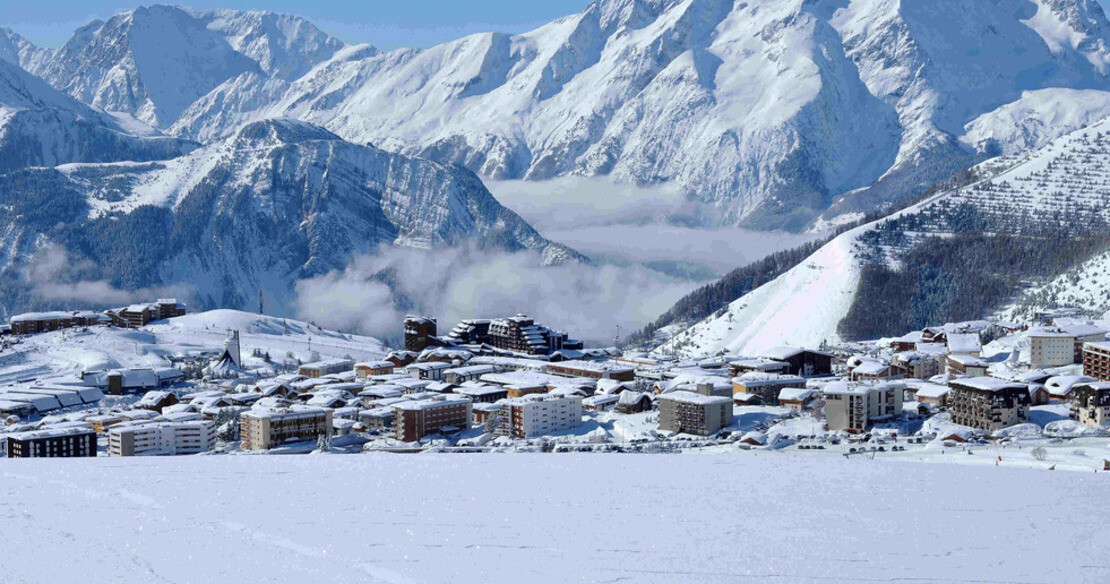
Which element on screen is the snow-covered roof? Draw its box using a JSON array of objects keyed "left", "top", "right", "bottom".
[
  {"left": 733, "top": 372, "right": 805, "bottom": 387},
  {"left": 778, "top": 388, "right": 818, "bottom": 402},
  {"left": 951, "top": 377, "right": 1024, "bottom": 392},
  {"left": 393, "top": 396, "right": 470, "bottom": 411},
  {"left": 947, "top": 333, "right": 981, "bottom": 354},
  {"left": 1045, "top": 375, "right": 1097, "bottom": 396},
  {"left": 657, "top": 391, "right": 731, "bottom": 406},
  {"left": 913, "top": 383, "right": 950, "bottom": 399},
  {"left": 583, "top": 394, "right": 620, "bottom": 407}
]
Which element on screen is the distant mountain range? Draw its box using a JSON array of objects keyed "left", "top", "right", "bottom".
[
  {"left": 1, "top": 0, "right": 1110, "bottom": 326},
  {"left": 6, "top": 1, "right": 1110, "bottom": 230}
]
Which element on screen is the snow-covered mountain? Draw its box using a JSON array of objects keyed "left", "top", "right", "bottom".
[
  {"left": 157, "top": 0, "right": 1110, "bottom": 229},
  {"left": 0, "top": 118, "right": 581, "bottom": 315},
  {"left": 0, "top": 57, "right": 196, "bottom": 173},
  {"left": 656, "top": 115, "right": 1110, "bottom": 357},
  {"left": 21, "top": 5, "right": 345, "bottom": 128}
]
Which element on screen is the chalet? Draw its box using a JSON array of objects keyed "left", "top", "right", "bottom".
[
  {"left": 947, "top": 378, "right": 1031, "bottom": 431},
  {"left": 1045, "top": 375, "right": 1096, "bottom": 402},
  {"left": 946, "top": 333, "right": 982, "bottom": 357},
  {"left": 849, "top": 359, "right": 904, "bottom": 382},
  {"left": 1027, "top": 384, "right": 1049, "bottom": 406},
  {"left": 583, "top": 393, "right": 620, "bottom": 411},
  {"left": 738, "top": 431, "right": 767, "bottom": 446},
  {"left": 778, "top": 388, "right": 819, "bottom": 411},
  {"left": 405, "top": 361, "right": 451, "bottom": 381},
  {"left": 892, "top": 351, "right": 942, "bottom": 380},
  {"left": 614, "top": 391, "right": 653, "bottom": 414},
  {"left": 892, "top": 331, "right": 924, "bottom": 352},
  {"left": 134, "top": 390, "right": 179, "bottom": 413},
  {"left": 758, "top": 347, "right": 833, "bottom": 377},
  {"left": 385, "top": 351, "right": 419, "bottom": 368},
  {"left": 299, "top": 359, "right": 354, "bottom": 379},
  {"left": 913, "top": 382, "right": 950, "bottom": 408},
  {"left": 355, "top": 361, "right": 395, "bottom": 378},
  {"left": 731, "top": 372, "right": 806, "bottom": 405}
]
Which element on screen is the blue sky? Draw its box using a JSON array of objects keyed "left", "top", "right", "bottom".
[{"left": 0, "top": 1, "right": 592, "bottom": 49}]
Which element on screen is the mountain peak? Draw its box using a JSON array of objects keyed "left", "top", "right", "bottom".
[{"left": 232, "top": 118, "right": 341, "bottom": 147}]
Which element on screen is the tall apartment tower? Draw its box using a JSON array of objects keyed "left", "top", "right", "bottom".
[{"left": 404, "top": 316, "right": 438, "bottom": 352}]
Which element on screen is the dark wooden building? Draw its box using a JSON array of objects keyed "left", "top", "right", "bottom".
[{"left": 6, "top": 427, "right": 97, "bottom": 458}]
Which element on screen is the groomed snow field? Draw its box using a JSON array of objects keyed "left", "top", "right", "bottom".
[{"left": 2, "top": 453, "right": 1106, "bottom": 584}]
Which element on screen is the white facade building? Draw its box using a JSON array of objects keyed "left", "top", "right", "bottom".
[
  {"left": 497, "top": 394, "right": 583, "bottom": 438},
  {"left": 108, "top": 420, "right": 216, "bottom": 456}
]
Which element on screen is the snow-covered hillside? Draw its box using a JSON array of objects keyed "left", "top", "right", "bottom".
[
  {"left": 0, "top": 58, "right": 196, "bottom": 173},
  {"left": 1003, "top": 248, "right": 1110, "bottom": 320},
  {"left": 149, "top": 0, "right": 1110, "bottom": 228},
  {"left": 658, "top": 115, "right": 1110, "bottom": 357},
  {"left": 0, "top": 118, "right": 581, "bottom": 315},
  {"left": 0, "top": 309, "right": 386, "bottom": 385},
  {"left": 3, "top": 454, "right": 1105, "bottom": 584}
]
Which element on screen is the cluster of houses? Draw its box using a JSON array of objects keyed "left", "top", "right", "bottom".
[{"left": 6, "top": 308, "right": 1110, "bottom": 457}]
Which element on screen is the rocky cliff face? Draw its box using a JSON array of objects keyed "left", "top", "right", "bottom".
[{"left": 0, "top": 119, "right": 582, "bottom": 313}]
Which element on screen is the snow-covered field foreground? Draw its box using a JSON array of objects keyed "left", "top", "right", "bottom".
[{"left": 3, "top": 455, "right": 1105, "bottom": 584}]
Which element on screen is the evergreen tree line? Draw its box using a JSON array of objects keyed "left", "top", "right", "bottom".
[{"left": 837, "top": 230, "right": 1110, "bottom": 340}]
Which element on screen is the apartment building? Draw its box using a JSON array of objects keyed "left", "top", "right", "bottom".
[
  {"left": 240, "top": 407, "right": 333, "bottom": 450},
  {"left": 487, "top": 315, "right": 569, "bottom": 355},
  {"left": 657, "top": 392, "right": 733, "bottom": 436},
  {"left": 1029, "top": 326, "right": 1108, "bottom": 368},
  {"left": 545, "top": 360, "right": 635, "bottom": 382},
  {"left": 5, "top": 426, "right": 97, "bottom": 458},
  {"left": 1084, "top": 342, "right": 1110, "bottom": 381},
  {"left": 110, "top": 299, "right": 187, "bottom": 328},
  {"left": 821, "top": 381, "right": 904, "bottom": 433},
  {"left": 495, "top": 394, "right": 583, "bottom": 439},
  {"left": 403, "top": 315, "right": 438, "bottom": 351},
  {"left": 108, "top": 420, "right": 216, "bottom": 456},
  {"left": 393, "top": 396, "right": 471, "bottom": 442},
  {"left": 1029, "top": 328, "right": 1081, "bottom": 368},
  {"left": 10, "top": 310, "right": 104, "bottom": 335},
  {"left": 1069, "top": 382, "right": 1110, "bottom": 427},
  {"left": 947, "top": 378, "right": 1031, "bottom": 431}
]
